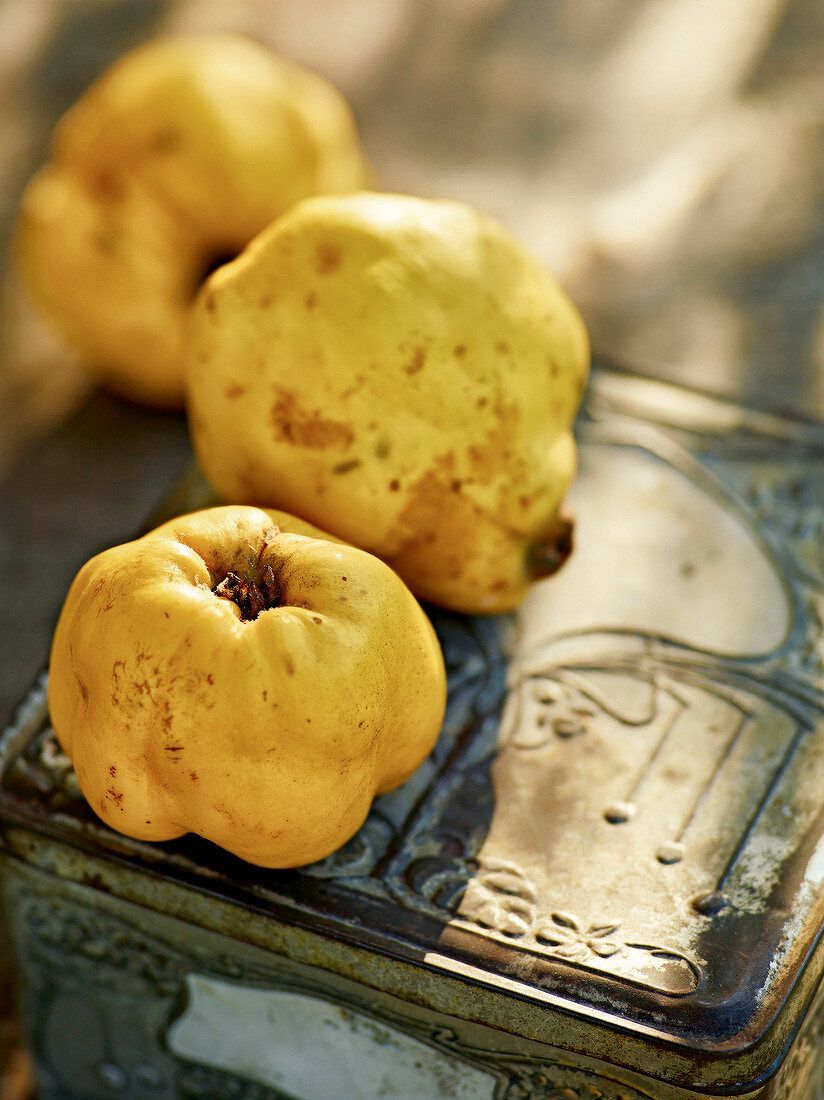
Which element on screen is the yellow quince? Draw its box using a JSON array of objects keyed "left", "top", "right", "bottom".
[
  {"left": 48, "top": 505, "right": 446, "bottom": 868},
  {"left": 186, "top": 192, "right": 589, "bottom": 613},
  {"left": 17, "top": 35, "right": 371, "bottom": 407}
]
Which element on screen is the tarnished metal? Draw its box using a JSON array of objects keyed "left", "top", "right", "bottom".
[{"left": 1, "top": 364, "right": 824, "bottom": 1097}]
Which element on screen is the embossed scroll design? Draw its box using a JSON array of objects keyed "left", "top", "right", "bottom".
[
  {"left": 727, "top": 463, "right": 824, "bottom": 688},
  {"left": 454, "top": 663, "right": 708, "bottom": 987},
  {"left": 14, "top": 887, "right": 655, "bottom": 1100}
]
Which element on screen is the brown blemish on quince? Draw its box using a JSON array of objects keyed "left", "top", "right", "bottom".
[
  {"left": 90, "top": 169, "right": 125, "bottom": 203},
  {"left": 94, "top": 228, "right": 117, "bottom": 255},
  {"left": 148, "top": 127, "right": 181, "bottom": 153},
  {"left": 386, "top": 454, "right": 525, "bottom": 606},
  {"left": 389, "top": 459, "right": 464, "bottom": 572},
  {"left": 467, "top": 401, "right": 522, "bottom": 482},
  {"left": 316, "top": 243, "right": 341, "bottom": 274},
  {"left": 215, "top": 801, "right": 237, "bottom": 825},
  {"left": 106, "top": 788, "right": 125, "bottom": 810},
  {"left": 340, "top": 374, "right": 366, "bottom": 400},
  {"left": 111, "top": 658, "right": 126, "bottom": 703},
  {"left": 332, "top": 459, "right": 361, "bottom": 475},
  {"left": 225, "top": 383, "right": 246, "bottom": 399},
  {"left": 404, "top": 347, "right": 426, "bottom": 375},
  {"left": 271, "top": 388, "right": 354, "bottom": 449}
]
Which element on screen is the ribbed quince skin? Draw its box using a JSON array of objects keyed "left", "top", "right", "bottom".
[
  {"left": 48, "top": 505, "right": 446, "bottom": 868},
  {"left": 186, "top": 191, "right": 589, "bottom": 614},
  {"left": 16, "top": 34, "right": 371, "bottom": 407}
]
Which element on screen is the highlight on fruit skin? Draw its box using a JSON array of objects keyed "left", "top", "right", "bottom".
[
  {"left": 48, "top": 505, "right": 447, "bottom": 868},
  {"left": 16, "top": 34, "right": 372, "bottom": 408},
  {"left": 186, "top": 191, "right": 590, "bottom": 614}
]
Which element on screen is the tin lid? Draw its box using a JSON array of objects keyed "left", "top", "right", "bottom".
[{"left": 2, "top": 366, "right": 824, "bottom": 1093}]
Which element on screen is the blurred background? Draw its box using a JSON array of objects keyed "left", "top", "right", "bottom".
[
  {"left": 1, "top": 1, "right": 824, "bottom": 1094},
  {"left": 3, "top": 0, "right": 824, "bottom": 475}
]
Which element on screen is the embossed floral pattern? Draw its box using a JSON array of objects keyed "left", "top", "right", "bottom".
[
  {"left": 461, "top": 859, "right": 537, "bottom": 938},
  {"left": 533, "top": 913, "right": 622, "bottom": 961},
  {"left": 503, "top": 1064, "right": 650, "bottom": 1100},
  {"left": 457, "top": 855, "right": 699, "bottom": 996},
  {"left": 718, "top": 462, "right": 824, "bottom": 683},
  {"left": 501, "top": 676, "right": 597, "bottom": 752},
  {"left": 460, "top": 860, "right": 624, "bottom": 963}
]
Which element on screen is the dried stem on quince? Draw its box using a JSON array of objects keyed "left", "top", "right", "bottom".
[
  {"left": 528, "top": 516, "right": 574, "bottom": 580},
  {"left": 212, "top": 562, "right": 281, "bottom": 621}
]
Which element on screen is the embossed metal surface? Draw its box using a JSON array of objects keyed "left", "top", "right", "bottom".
[
  {"left": 1, "top": 365, "right": 824, "bottom": 1093},
  {"left": 3, "top": 862, "right": 699, "bottom": 1100}
]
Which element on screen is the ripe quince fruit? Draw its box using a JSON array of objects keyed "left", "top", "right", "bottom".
[
  {"left": 186, "top": 192, "right": 589, "bottom": 613},
  {"left": 16, "top": 34, "right": 371, "bottom": 407},
  {"left": 48, "top": 505, "right": 446, "bottom": 868}
]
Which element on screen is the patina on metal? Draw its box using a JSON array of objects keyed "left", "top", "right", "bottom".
[{"left": 1, "top": 364, "right": 824, "bottom": 1098}]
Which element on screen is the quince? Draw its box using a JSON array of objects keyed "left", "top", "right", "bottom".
[
  {"left": 48, "top": 505, "right": 446, "bottom": 868},
  {"left": 186, "top": 192, "right": 589, "bottom": 613},
  {"left": 17, "top": 35, "right": 371, "bottom": 407}
]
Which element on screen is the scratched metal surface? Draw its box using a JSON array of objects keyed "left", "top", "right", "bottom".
[{"left": 1, "top": 364, "right": 823, "bottom": 1091}]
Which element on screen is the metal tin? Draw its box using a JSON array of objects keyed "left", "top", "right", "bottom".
[{"left": 2, "top": 365, "right": 824, "bottom": 1099}]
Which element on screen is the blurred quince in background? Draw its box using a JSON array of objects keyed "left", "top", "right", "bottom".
[{"left": 15, "top": 33, "right": 371, "bottom": 407}]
